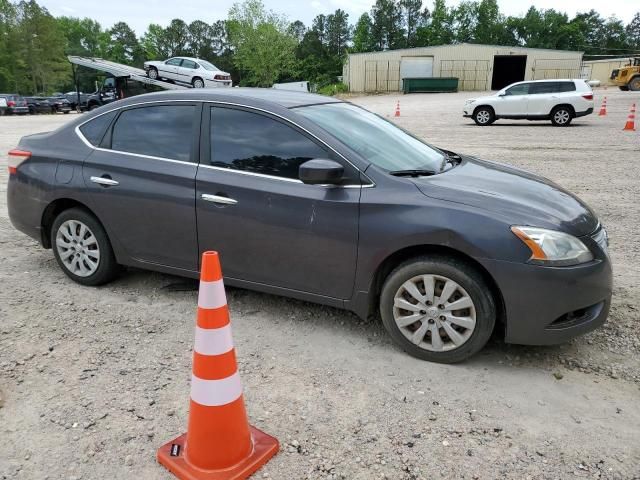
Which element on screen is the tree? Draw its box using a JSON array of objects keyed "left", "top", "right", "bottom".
[
  {"left": 287, "top": 20, "right": 306, "bottom": 43},
  {"left": 627, "top": 12, "right": 640, "bottom": 49},
  {"left": 325, "top": 9, "right": 350, "bottom": 57},
  {"left": 352, "top": 12, "right": 376, "bottom": 52},
  {"left": 187, "top": 20, "right": 214, "bottom": 58},
  {"left": 163, "top": 19, "right": 189, "bottom": 57},
  {"left": 416, "top": 0, "right": 453, "bottom": 46},
  {"left": 57, "top": 17, "right": 106, "bottom": 57},
  {"left": 311, "top": 14, "right": 327, "bottom": 44},
  {"left": 227, "top": 0, "right": 297, "bottom": 86},
  {"left": 107, "top": 21, "right": 143, "bottom": 65},
  {"left": 399, "top": 0, "right": 427, "bottom": 47},
  {"left": 371, "top": 0, "right": 404, "bottom": 50}
]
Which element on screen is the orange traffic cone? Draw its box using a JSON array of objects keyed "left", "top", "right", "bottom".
[
  {"left": 598, "top": 97, "right": 607, "bottom": 116},
  {"left": 157, "top": 251, "right": 279, "bottom": 480},
  {"left": 623, "top": 104, "right": 636, "bottom": 131},
  {"left": 394, "top": 100, "right": 400, "bottom": 117}
]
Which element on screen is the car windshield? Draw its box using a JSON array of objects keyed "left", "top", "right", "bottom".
[
  {"left": 199, "top": 60, "right": 220, "bottom": 71},
  {"left": 296, "top": 102, "right": 445, "bottom": 172}
]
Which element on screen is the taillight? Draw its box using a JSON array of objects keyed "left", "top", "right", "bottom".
[
  {"left": 7, "top": 149, "right": 31, "bottom": 175},
  {"left": 214, "top": 74, "right": 229, "bottom": 80},
  {"left": 582, "top": 94, "right": 593, "bottom": 100}
]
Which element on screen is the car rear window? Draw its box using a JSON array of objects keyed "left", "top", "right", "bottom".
[
  {"left": 79, "top": 110, "right": 118, "bottom": 147},
  {"left": 110, "top": 105, "right": 196, "bottom": 161}
]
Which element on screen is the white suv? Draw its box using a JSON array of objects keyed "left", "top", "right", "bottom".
[{"left": 463, "top": 79, "right": 594, "bottom": 127}]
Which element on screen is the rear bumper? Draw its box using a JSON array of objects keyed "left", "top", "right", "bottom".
[
  {"left": 575, "top": 107, "right": 593, "bottom": 118},
  {"left": 478, "top": 253, "right": 612, "bottom": 345},
  {"left": 205, "top": 79, "right": 232, "bottom": 88},
  {"left": 9, "top": 106, "right": 29, "bottom": 114}
]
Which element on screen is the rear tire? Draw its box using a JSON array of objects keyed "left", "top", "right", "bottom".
[
  {"left": 629, "top": 77, "right": 640, "bottom": 92},
  {"left": 473, "top": 107, "right": 495, "bottom": 126},
  {"left": 379, "top": 255, "right": 496, "bottom": 363},
  {"left": 192, "top": 77, "right": 205, "bottom": 89},
  {"left": 550, "top": 106, "right": 573, "bottom": 127},
  {"left": 51, "top": 208, "right": 119, "bottom": 286},
  {"left": 619, "top": 86, "right": 629, "bottom": 91}
]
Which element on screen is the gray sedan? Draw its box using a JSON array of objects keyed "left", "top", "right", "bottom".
[{"left": 7, "top": 89, "right": 612, "bottom": 363}]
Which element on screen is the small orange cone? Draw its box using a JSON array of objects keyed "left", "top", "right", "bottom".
[
  {"left": 394, "top": 100, "right": 400, "bottom": 117},
  {"left": 598, "top": 97, "right": 607, "bottom": 116},
  {"left": 623, "top": 104, "right": 636, "bottom": 131},
  {"left": 157, "top": 251, "right": 279, "bottom": 480}
]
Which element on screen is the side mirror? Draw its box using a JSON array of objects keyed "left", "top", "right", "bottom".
[{"left": 299, "top": 159, "right": 344, "bottom": 185}]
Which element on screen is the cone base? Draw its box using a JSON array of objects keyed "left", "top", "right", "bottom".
[{"left": 157, "top": 426, "right": 279, "bottom": 480}]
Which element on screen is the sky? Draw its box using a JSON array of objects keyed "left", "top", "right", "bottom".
[{"left": 40, "top": 0, "right": 639, "bottom": 35}]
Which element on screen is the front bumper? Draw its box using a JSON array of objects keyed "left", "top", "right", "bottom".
[{"left": 478, "top": 241, "right": 612, "bottom": 345}]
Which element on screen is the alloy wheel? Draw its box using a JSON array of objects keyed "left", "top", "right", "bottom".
[
  {"left": 554, "top": 109, "right": 570, "bottom": 125},
  {"left": 476, "top": 110, "right": 491, "bottom": 124},
  {"left": 393, "top": 274, "right": 477, "bottom": 352},
  {"left": 193, "top": 79, "right": 205, "bottom": 88},
  {"left": 55, "top": 220, "right": 100, "bottom": 277}
]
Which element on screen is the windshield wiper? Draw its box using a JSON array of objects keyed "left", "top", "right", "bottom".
[{"left": 389, "top": 169, "right": 437, "bottom": 177}]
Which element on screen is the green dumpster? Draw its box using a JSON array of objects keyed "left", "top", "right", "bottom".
[{"left": 403, "top": 77, "right": 459, "bottom": 93}]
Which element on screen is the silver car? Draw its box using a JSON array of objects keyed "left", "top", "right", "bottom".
[{"left": 144, "top": 57, "right": 232, "bottom": 88}]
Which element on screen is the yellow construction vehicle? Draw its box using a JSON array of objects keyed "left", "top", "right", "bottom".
[{"left": 610, "top": 58, "right": 640, "bottom": 91}]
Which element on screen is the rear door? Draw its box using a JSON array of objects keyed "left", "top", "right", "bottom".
[
  {"left": 81, "top": 102, "right": 200, "bottom": 271},
  {"left": 195, "top": 105, "right": 362, "bottom": 299},
  {"left": 497, "top": 83, "right": 530, "bottom": 116},
  {"left": 178, "top": 59, "right": 198, "bottom": 85},
  {"left": 527, "top": 82, "right": 559, "bottom": 116}
]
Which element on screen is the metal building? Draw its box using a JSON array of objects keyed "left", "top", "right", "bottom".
[
  {"left": 343, "top": 43, "right": 583, "bottom": 92},
  {"left": 582, "top": 57, "right": 634, "bottom": 87}
]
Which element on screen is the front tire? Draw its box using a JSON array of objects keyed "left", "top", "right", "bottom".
[
  {"left": 473, "top": 107, "right": 495, "bottom": 126},
  {"left": 380, "top": 256, "right": 496, "bottom": 363},
  {"left": 629, "top": 77, "right": 640, "bottom": 92},
  {"left": 148, "top": 67, "right": 159, "bottom": 80},
  {"left": 51, "top": 208, "right": 119, "bottom": 286},
  {"left": 550, "top": 106, "right": 573, "bottom": 127}
]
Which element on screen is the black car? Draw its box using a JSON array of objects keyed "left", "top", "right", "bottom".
[
  {"left": 0, "top": 94, "right": 29, "bottom": 115},
  {"left": 24, "top": 96, "right": 53, "bottom": 114},
  {"left": 48, "top": 96, "right": 72, "bottom": 114},
  {"left": 6, "top": 89, "right": 612, "bottom": 363}
]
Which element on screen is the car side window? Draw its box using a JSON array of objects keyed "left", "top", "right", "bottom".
[
  {"left": 530, "top": 83, "right": 556, "bottom": 95},
  {"left": 209, "top": 107, "right": 359, "bottom": 183},
  {"left": 166, "top": 58, "right": 183, "bottom": 66},
  {"left": 556, "top": 82, "right": 577, "bottom": 93},
  {"left": 182, "top": 60, "right": 197, "bottom": 69},
  {"left": 505, "top": 84, "right": 530, "bottom": 96},
  {"left": 79, "top": 110, "right": 118, "bottom": 147},
  {"left": 110, "top": 105, "right": 196, "bottom": 162}
]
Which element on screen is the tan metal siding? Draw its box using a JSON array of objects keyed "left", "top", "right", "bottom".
[
  {"left": 583, "top": 59, "right": 631, "bottom": 86},
  {"left": 346, "top": 44, "right": 583, "bottom": 92}
]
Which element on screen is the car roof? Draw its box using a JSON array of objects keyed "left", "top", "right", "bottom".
[
  {"left": 112, "top": 88, "right": 342, "bottom": 109},
  {"left": 514, "top": 79, "right": 583, "bottom": 84}
]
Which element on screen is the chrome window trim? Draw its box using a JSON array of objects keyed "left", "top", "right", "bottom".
[{"left": 74, "top": 98, "right": 376, "bottom": 188}]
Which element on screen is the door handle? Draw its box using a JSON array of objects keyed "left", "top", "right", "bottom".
[
  {"left": 90, "top": 176, "right": 119, "bottom": 186},
  {"left": 201, "top": 194, "right": 238, "bottom": 205}
]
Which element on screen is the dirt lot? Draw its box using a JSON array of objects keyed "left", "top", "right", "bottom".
[{"left": 1, "top": 89, "right": 639, "bottom": 480}]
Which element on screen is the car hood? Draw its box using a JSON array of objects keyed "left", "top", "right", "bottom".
[
  {"left": 411, "top": 156, "right": 599, "bottom": 237},
  {"left": 466, "top": 94, "right": 497, "bottom": 104}
]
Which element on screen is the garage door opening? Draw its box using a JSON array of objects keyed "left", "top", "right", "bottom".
[{"left": 491, "top": 55, "right": 527, "bottom": 90}]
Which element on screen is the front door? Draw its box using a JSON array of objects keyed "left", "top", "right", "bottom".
[
  {"left": 496, "top": 82, "right": 530, "bottom": 116},
  {"left": 195, "top": 105, "right": 361, "bottom": 299},
  {"left": 82, "top": 102, "right": 200, "bottom": 271},
  {"left": 159, "top": 58, "right": 183, "bottom": 81}
]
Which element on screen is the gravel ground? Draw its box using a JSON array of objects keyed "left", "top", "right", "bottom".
[{"left": 1, "top": 90, "right": 639, "bottom": 480}]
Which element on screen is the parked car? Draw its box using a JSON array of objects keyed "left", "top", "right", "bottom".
[
  {"left": 464, "top": 79, "right": 594, "bottom": 126},
  {"left": 144, "top": 57, "right": 232, "bottom": 88},
  {"left": 7, "top": 89, "right": 612, "bottom": 363},
  {"left": 0, "top": 96, "right": 7, "bottom": 116},
  {"left": 0, "top": 94, "right": 29, "bottom": 115},
  {"left": 24, "top": 96, "right": 53, "bottom": 114},
  {"left": 48, "top": 95, "right": 72, "bottom": 114}
]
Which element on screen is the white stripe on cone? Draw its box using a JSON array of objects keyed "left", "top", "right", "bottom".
[
  {"left": 198, "top": 279, "right": 227, "bottom": 309},
  {"left": 190, "top": 372, "right": 243, "bottom": 407},
  {"left": 194, "top": 324, "right": 234, "bottom": 356}
]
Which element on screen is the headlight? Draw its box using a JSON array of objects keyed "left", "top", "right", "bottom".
[{"left": 511, "top": 226, "right": 594, "bottom": 266}]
